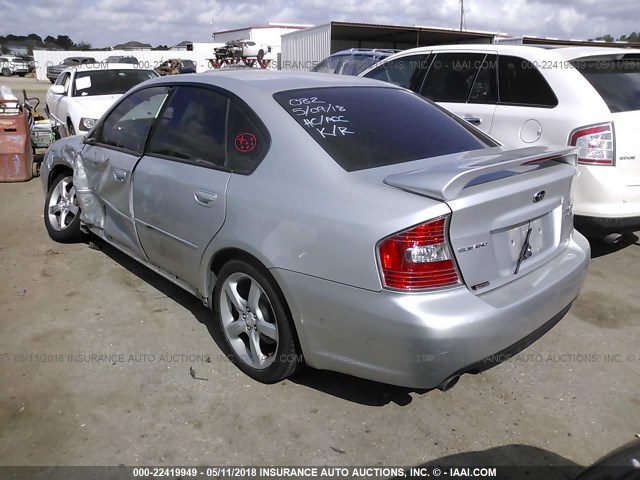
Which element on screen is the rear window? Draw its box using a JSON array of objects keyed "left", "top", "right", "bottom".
[
  {"left": 573, "top": 58, "right": 640, "bottom": 113},
  {"left": 274, "top": 87, "right": 492, "bottom": 172}
]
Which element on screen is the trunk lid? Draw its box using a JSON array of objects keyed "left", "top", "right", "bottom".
[{"left": 384, "top": 146, "right": 577, "bottom": 293}]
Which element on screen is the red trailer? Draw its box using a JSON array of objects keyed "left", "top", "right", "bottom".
[{"left": 0, "top": 95, "right": 35, "bottom": 182}]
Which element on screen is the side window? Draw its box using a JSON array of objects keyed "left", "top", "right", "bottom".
[
  {"left": 468, "top": 54, "right": 498, "bottom": 104},
  {"left": 363, "top": 54, "right": 428, "bottom": 89},
  {"left": 420, "top": 53, "right": 486, "bottom": 103},
  {"left": 148, "top": 86, "right": 228, "bottom": 168},
  {"left": 95, "top": 86, "right": 169, "bottom": 153},
  {"left": 498, "top": 56, "right": 558, "bottom": 107},
  {"left": 227, "top": 101, "right": 270, "bottom": 175}
]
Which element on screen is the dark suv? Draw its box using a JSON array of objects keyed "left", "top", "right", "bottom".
[
  {"left": 311, "top": 48, "right": 401, "bottom": 76},
  {"left": 46, "top": 57, "right": 97, "bottom": 83}
]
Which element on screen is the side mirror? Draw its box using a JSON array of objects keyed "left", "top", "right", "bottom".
[{"left": 49, "top": 85, "right": 65, "bottom": 95}]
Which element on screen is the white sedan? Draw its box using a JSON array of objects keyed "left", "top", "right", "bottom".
[{"left": 46, "top": 64, "right": 157, "bottom": 137}]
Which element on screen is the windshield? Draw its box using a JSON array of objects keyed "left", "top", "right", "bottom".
[
  {"left": 73, "top": 69, "right": 157, "bottom": 97},
  {"left": 573, "top": 58, "right": 640, "bottom": 113},
  {"left": 274, "top": 86, "right": 493, "bottom": 172}
]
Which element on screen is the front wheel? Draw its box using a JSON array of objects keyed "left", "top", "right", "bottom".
[
  {"left": 213, "top": 259, "right": 302, "bottom": 383},
  {"left": 1, "top": 68, "right": 11, "bottom": 77},
  {"left": 44, "top": 173, "right": 83, "bottom": 243}
]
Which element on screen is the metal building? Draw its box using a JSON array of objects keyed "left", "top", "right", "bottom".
[{"left": 280, "top": 21, "right": 496, "bottom": 71}]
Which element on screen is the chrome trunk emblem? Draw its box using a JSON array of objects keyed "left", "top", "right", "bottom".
[{"left": 533, "top": 190, "right": 546, "bottom": 203}]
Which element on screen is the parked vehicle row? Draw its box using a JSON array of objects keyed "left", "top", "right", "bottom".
[
  {"left": 359, "top": 44, "right": 640, "bottom": 237},
  {"left": 45, "top": 56, "right": 195, "bottom": 84}
]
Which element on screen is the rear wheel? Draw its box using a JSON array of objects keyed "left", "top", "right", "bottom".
[
  {"left": 213, "top": 259, "right": 302, "bottom": 383},
  {"left": 1, "top": 68, "right": 11, "bottom": 77},
  {"left": 44, "top": 173, "right": 83, "bottom": 243}
]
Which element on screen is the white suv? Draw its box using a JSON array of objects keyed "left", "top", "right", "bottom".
[
  {"left": 0, "top": 56, "right": 30, "bottom": 77},
  {"left": 361, "top": 45, "right": 640, "bottom": 237}
]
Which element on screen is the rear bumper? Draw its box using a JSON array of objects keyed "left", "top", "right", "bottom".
[
  {"left": 573, "top": 165, "right": 640, "bottom": 232},
  {"left": 575, "top": 214, "right": 640, "bottom": 236},
  {"left": 271, "top": 232, "right": 590, "bottom": 389}
]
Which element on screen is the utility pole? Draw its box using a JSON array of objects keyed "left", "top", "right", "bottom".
[{"left": 459, "top": 0, "right": 465, "bottom": 31}]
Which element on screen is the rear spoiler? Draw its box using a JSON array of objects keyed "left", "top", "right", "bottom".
[{"left": 383, "top": 146, "right": 578, "bottom": 201}]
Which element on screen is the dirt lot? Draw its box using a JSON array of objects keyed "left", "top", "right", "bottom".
[{"left": 1, "top": 77, "right": 639, "bottom": 472}]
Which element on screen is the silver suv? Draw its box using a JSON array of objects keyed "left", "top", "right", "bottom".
[{"left": 312, "top": 48, "right": 400, "bottom": 76}]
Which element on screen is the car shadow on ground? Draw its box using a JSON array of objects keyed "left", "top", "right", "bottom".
[
  {"left": 88, "top": 236, "right": 431, "bottom": 406},
  {"left": 587, "top": 233, "right": 639, "bottom": 259},
  {"left": 394, "top": 445, "right": 583, "bottom": 480},
  {"left": 290, "top": 369, "right": 429, "bottom": 407}
]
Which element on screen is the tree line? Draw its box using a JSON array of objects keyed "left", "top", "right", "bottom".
[
  {"left": 593, "top": 32, "right": 640, "bottom": 43},
  {"left": 0, "top": 33, "right": 171, "bottom": 54}
]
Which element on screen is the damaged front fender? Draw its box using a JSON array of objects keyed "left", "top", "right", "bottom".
[{"left": 42, "top": 136, "right": 105, "bottom": 229}]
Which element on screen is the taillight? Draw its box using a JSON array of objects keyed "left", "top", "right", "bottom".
[
  {"left": 377, "top": 216, "right": 461, "bottom": 291},
  {"left": 569, "top": 123, "right": 615, "bottom": 166}
]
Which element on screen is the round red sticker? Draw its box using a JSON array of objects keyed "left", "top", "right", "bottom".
[{"left": 234, "top": 133, "right": 257, "bottom": 153}]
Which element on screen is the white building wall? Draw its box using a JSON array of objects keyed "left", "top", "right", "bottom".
[{"left": 281, "top": 24, "right": 331, "bottom": 71}]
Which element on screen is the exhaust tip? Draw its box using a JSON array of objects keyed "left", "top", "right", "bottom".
[
  {"left": 603, "top": 233, "right": 623, "bottom": 245},
  {"left": 437, "top": 375, "right": 460, "bottom": 391}
]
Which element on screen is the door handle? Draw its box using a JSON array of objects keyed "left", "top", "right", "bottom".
[
  {"left": 194, "top": 190, "right": 218, "bottom": 207},
  {"left": 463, "top": 116, "right": 482, "bottom": 125},
  {"left": 113, "top": 169, "right": 127, "bottom": 182}
]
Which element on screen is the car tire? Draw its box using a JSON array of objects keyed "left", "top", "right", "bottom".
[
  {"left": 1, "top": 68, "right": 11, "bottom": 77},
  {"left": 257, "top": 49, "right": 265, "bottom": 61},
  {"left": 32, "top": 160, "right": 40, "bottom": 178},
  {"left": 44, "top": 173, "right": 83, "bottom": 243},
  {"left": 67, "top": 120, "right": 76, "bottom": 136},
  {"left": 212, "top": 259, "right": 302, "bottom": 383}
]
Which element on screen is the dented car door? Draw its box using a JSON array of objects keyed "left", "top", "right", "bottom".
[{"left": 81, "top": 86, "right": 170, "bottom": 256}]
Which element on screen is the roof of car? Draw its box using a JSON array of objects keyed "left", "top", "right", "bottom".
[
  {"left": 362, "top": 43, "right": 640, "bottom": 68},
  {"left": 332, "top": 48, "right": 401, "bottom": 56},
  {"left": 172, "top": 69, "right": 398, "bottom": 94},
  {"left": 550, "top": 46, "right": 640, "bottom": 59}
]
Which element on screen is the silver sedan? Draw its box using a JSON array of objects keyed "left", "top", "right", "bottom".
[{"left": 40, "top": 71, "right": 590, "bottom": 390}]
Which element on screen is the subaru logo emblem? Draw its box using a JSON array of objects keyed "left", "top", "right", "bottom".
[{"left": 533, "top": 190, "right": 546, "bottom": 203}]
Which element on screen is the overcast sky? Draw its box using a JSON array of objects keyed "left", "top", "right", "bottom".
[{"left": 1, "top": 0, "right": 638, "bottom": 48}]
